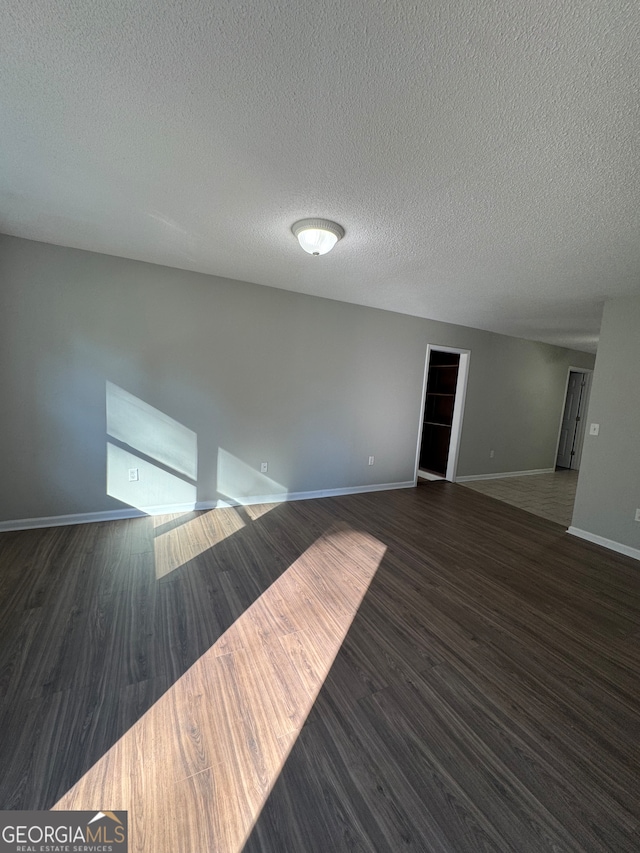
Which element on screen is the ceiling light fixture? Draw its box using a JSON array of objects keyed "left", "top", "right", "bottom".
[{"left": 291, "top": 218, "right": 345, "bottom": 256}]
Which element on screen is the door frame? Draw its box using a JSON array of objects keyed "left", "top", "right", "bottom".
[
  {"left": 414, "top": 344, "right": 471, "bottom": 483},
  {"left": 554, "top": 366, "right": 593, "bottom": 471}
]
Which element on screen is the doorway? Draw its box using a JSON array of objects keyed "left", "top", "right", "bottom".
[
  {"left": 415, "top": 345, "right": 470, "bottom": 482},
  {"left": 556, "top": 368, "right": 593, "bottom": 470}
]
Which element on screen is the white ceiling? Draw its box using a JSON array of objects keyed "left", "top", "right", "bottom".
[{"left": 2, "top": 1, "right": 639, "bottom": 352}]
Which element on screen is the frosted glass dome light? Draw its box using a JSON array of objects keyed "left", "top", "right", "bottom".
[{"left": 292, "top": 218, "right": 345, "bottom": 255}]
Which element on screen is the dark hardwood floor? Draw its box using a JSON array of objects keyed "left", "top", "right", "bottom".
[{"left": 0, "top": 483, "right": 638, "bottom": 851}]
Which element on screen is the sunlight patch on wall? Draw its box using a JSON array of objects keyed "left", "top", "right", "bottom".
[
  {"left": 54, "top": 525, "right": 386, "bottom": 853},
  {"left": 107, "top": 442, "right": 197, "bottom": 513},
  {"left": 217, "top": 447, "right": 286, "bottom": 504},
  {"left": 106, "top": 382, "right": 198, "bottom": 513},
  {"left": 106, "top": 381, "right": 197, "bottom": 480},
  {"left": 153, "top": 508, "right": 246, "bottom": 580}
]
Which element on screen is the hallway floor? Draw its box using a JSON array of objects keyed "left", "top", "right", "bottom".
[{"left": 460, "top": 469, "right": 579, "bottom": 527}]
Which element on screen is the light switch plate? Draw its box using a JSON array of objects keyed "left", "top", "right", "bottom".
[{"left": 589, "top": 423, "right": 600, "bottom": 436}]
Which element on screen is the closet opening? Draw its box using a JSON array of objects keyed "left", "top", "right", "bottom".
[{"left": 415, "top": 345, "right": 470, "bottom": 482}]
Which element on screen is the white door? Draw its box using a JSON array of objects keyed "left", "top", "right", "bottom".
[{"left": 556, "top": 371, "right": 586, "bottom": 469}]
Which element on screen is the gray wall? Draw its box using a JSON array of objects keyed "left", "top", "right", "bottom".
[
  {"left": 0, "top": 235, "right": 594, "bottom": 523},
  {"left": 572, "top": 296, "right": 640, "bottom": 551}
]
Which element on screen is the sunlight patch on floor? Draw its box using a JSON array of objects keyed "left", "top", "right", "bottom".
[
  {"left": 54, "top": 525, "right": 386, "bottom": 853},
  {"left": 152, "top": 508, "right": 247, "bottom": 579},
  {"left": 241, "top": 502, "right": 281, "bottom": 521}
]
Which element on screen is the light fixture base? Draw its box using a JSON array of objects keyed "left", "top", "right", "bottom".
[{"left": 291, "top": 218, "right": 345, "bottom": 255}]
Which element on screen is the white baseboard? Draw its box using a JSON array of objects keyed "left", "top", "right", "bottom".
[
  {"left": 0, "top": 481, "right": 415, "bottom": 533},
  {"left": 312, "top": 481, "right": 415, "bottom": 499},
  {"left": 567, "top": 527, "right": 640, "bottom": 562},
  {"left": 456, "top": 467, "right": 555, "bottom": 483},
  {"left": 0, "top": 508, "right": 148, "bottom": 532},
  {"left": 214, "top": 480, "right": 415, "bottom": 508}
]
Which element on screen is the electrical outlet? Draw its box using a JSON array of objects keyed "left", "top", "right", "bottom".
[
  {"left": 489, "top": 449, "right": 495, "bottom": 458},
  {"left": 635, "top": 508, "right": 640, "bottom": 523},
  {"left": 128, "top": 468, "right": 139, "bottom": 482},
  {"left": 589, "top": 423, "right": 600, "bottom": 436},
  {"left": 368, "top": 456, "right": 375, "bottom": 466},
  {"left": 260, "top": 462, "right": 268, "bottom": 473}
]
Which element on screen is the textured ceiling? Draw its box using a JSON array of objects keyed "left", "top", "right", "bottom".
[{"left": 2, "top": 1, "right": 639, "bottom": 352}]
